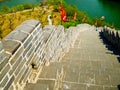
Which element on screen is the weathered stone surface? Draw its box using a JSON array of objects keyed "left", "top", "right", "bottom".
[
  {"left": 3, "top": 76, "right": 15, "bottom": 90},
  {"left": 9, "top": 56, "right": 22, "bottom": 75},
  {"left": 0, "top": 51, "right": 6, "bottom": 62},
  {"left": 0, "top": 42, "right": 3, "bottom": 51},
  {"left": 19, "top": 67, "right": 29, "bottom": 84},
  {"left": 5, "top": 31, "right": 28, "bottom": 43},
  {"left": 14, "top": 66, "right": 26, "bottom": 84},
  {"left": 0, "top": 64, "right": 10, "bottom": 81},
  {"left": 22, "top": 19, "right": 40, "bottom": 27},
  {"left": 14, "top": 56, "right": 24, "bottom": 76},
  {"left": 0, "top": 58, "right": 8, "bottom": 71},
  {"left": 23, "top": 36, "right": 33, "bottom": 48},
  {"left": 0, "top": 75, "right": 9, "bottom": 88},
  {"left": 2, "top": 40, "right": 20, "bottom": 55},
  {"left": 10, "top": 47, "right": 24, "bottom": 65},
  {"left": 25, "top": 27, "right": 120, "bottom": 90},
  {"left": 17, "top": 25, "right": 35, "bottom": 34}
]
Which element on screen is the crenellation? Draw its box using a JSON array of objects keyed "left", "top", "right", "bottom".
[{"left": 102, "top": 27, "right": 120, "bottom": 51}]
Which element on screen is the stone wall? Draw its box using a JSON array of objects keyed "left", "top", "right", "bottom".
[
  {"left": 102, "top": 27, "right": 120, "bottom": 51},
  {"left": 0, "top": 20, "right": 80, "bottom": 90}
]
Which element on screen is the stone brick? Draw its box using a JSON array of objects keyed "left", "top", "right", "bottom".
[
  {"left": 14, "top": 66, "right": 26, "bottom": 84},
  {"left": 0, "top": 75, "right": 9, "bottom": 88},
  {"left": 32, "top": 29, "right": 37, "bottom": 36},
  {"left": 0, "top": 64, "right": 10, "bottom": 82},
  {"left": 22, "top": 20, "right": 40, "bottom": 27},
  {"left": 9, "top": 56, "right": 22, "bottom": 76},
  {"left": 2, "top": 40, "right": 20, "bottom": 55},
  {"left": 5, "top": 31, "right": 28, "bottom": 43},
  {"left": 3, "top": 76, "right": 15, "bottom": 90},
  {"left": 35, "top": 41, "right": 42, "bottom": 52},
  {"left": 0, "top": 58, "right": 8, "bottom": 71},
  {"left": 0, "top": 51, "right": 6, "bottom": 62},
  {"left": 15, "top": 24, "right": 34, "bottom": 34},
  {"left": 0, "top": 42, "right": 3, "bottom": 51},
  {"left": 5, "top": 53, "right": 11, "bottom": 60},
  {"left": 19, "top": 67, "right": 29, "bottom": 83},
  {"left": 14, "top": 57, "right": 26, "bottom": 76},
  {"left": 26, "top": 46, "right": 35, "bottom": 60},
  {"left": 23, "top": 43, "right": 32, "bottom": 56},
  {"left": 10, "top": 47, "right": 24, "bottom": 65},
  {"left": 24, "top": 36, "right": 33, "bottom": 48}
]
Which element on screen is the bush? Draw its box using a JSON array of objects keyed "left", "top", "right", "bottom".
[
  {"left": 0, "top": 5, "right": 10, "bottom": 13},
  {"left": 61, "top": 21, "right": 79, "bottom": 28}
]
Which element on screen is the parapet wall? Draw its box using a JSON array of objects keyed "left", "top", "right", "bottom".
[
  {"left": 102, "top": 27, "right": 120, "bottom": 51},
  {"left": 0, "top": 20, "right": 81, "bottom": 90}
]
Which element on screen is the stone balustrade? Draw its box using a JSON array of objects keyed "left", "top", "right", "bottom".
[
  {"left": 102, "top": 27, "right": 120, "bottom": 51},
  {"left": 0, "top": 20, "right": 80, "bottom": 90}
]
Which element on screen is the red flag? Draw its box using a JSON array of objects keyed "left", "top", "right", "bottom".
[
  {"left": 60, "top": 5, "right": 66, "bottom": 22},
  {"left": 74, "top": 12, "right": 77, "bottom": 21}
]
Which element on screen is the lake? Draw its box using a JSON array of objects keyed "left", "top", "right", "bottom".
[
  {"left": 0, "top": 0, "right": 120, "bottom": 28},
  {"left": 0, "top": 0, "right": 42, "bottom": 8},
  {"left": 65, "top": 0, "right": 120, "bottom": 29}
]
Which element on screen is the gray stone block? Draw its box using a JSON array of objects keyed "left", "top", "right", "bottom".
[
  {"left": 14, "top": 56, "right": 25, "bottom": 76},
  {"left": 5, "top": 31, "right": 28, "bottom": 43},
  {"left": 26, "top": 46, "right": 35, "bottom": 60},
  {"left": 24, "top": 36, "right": 33, "bottom": 48},
  {"left": 2, "top": 40, "right": 20, "bottom": 55},
  {"left": 22, "top": 19, "right": 40, "bottom": 27},
  {"left": 23, "top": 43, "right": 32, "bottom": 57},
  {"left": 0, "top": 42, "right": 3, "bottom": 51},
  {"left": 10, "top": 47, "right": 24, "bottom": 65},
  {"left": 16, "top": 25, "right": 34, "bottom": 34},
  {"left": 0, "top": 58, "right": 8, "bottom": 71},
  {"left": 19, "top": 67, "right": 29, "bottom": 84},
  {"left": 0, "top": 51, "right": 6, "bottom": 62},
  {"left": 0, "top": 75, "right": 9, "bottom": 88},
  {"left": 14, "top": 66, "right": 26, "bottom": 84},
  {"left": 14, "top": 20, "right": 40, "bottom": 35},
  {"left": 9, "top": 56, "right": 22, "bottom": 75},
  {"left": 0, "top": 64, "right": 10, "bottom": 81},
  {"left": 3, "top": 76, "right": 15, "bottom": 90}
]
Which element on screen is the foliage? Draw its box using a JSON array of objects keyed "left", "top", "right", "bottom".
[
  {"left": 0, "top": 3, "right": 35, "bottom": 13},
  {"left": 61, "top": 20, "right": 79, "bottom": 28}
]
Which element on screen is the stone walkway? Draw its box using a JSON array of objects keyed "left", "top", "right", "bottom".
[{"left": 24, "top": 26, "right": 120, "bottom": 90}]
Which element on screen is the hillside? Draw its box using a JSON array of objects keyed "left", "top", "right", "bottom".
[{"left": 0, "top": 5, "right": 61, "bottom": 38}]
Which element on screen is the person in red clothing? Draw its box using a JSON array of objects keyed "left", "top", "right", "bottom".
[
  {"left": 74, "top": 12, "right": 77, "bottom": 21},
  {"left": 60, "top": 4, "right": 66, "bottom": 22}
]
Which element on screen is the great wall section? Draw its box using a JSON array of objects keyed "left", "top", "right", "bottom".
[{"left": 0, "top": 20, "right": 120, "bottom": 90}]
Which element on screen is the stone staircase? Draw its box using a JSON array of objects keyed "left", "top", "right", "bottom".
[
  {"left": 24, "top": 62, "right": 63, "bottom": 90},
  {"left": 24, "top": 26, "right": 120, "bottom": 90}
]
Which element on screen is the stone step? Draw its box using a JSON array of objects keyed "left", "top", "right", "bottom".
[
  {"left": 39, "top": 62, "right": 62, "bottom": 79},
  {"left": 24, "top": 79, "right": 55, "bottom": 90},
  {"left": 24, "top": 83, "right": 49, "bottom": 90}
]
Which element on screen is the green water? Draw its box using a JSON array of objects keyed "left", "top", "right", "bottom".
[
  {"left": 0, "top": 0, "right": 42, "bottom": 8},
  {"left": 65, "top": 0, "right": 120, "bottom": 29}
]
